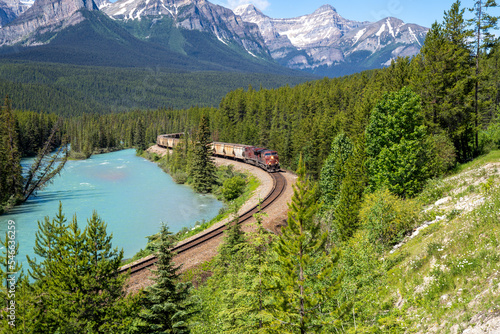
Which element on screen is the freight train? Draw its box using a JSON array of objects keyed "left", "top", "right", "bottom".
[{"left": 157, "top": 133, "right": 280, "bottom": 172}]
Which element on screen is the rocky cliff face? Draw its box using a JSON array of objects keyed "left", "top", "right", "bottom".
[
  {"left": 235, "top": 4, "right": 427, "bottom": 72},
  {"left": 0, "top": 0, "right": 98, "bottom": 45},
  {"left": 0, "top": 0, "right": 33, "bottom": 27},
  {"left": 103, "top": 0, "right": 270, "bottom": 58}
]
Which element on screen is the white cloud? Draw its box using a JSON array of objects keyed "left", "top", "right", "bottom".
[{"left": 216, "top": 0, "right": 271, "bottom": 11}]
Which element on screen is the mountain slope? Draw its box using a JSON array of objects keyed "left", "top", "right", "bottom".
[
  {"left": 0, "top": 0, "right": 33, "bottom": 26},
  {"left": 0, "top": 6, "right": 302, "bottom": 75},
  {"left": 235, "top": 4, "right": 428, "bottom": 76},
  {"left": 103, "top": 0, "right": 271, "bottom": 59},
  {"left": 0, "top": 0, "right": 99, "bottom": 45}
]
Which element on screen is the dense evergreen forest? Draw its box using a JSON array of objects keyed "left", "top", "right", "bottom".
[
  {"left": 0, "top": 61, "right": 314, "bottom": 116},
  {"left": 3, "top": 0, "right": 500, "bottom": 332}
]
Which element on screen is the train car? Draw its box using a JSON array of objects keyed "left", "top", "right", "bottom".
[
  {"left": 157, "top": 133, "right": 183, "bottom": 149},
  {"left": 244, "top": 146, "right": 280, "bottom": 172},
  {"left": 157, "top": 134, "right": 280, "bottom": 172}
]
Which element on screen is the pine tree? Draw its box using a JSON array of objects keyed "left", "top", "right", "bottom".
[
  {"left": 269, "top": 157, "right": 344, "bottom": 333},
  {"left": 0, "top": 97, "right": 23, "bottom": 207},
  {"left": 190, "top": 115, "right": 216, "bottom": 193},
  {"left": 134, "top": 118, "right": 147, "bottom": 152},
  {"left": 469, "top": 0, "right": 499, "bottom": 154},
  {"left": 366, "top": 87, "right": 428, "bottom": 197},
  {"left": 27, "top": 205, "right": 130, "bottom": 333},
  {"left": 319, "top": 133, "right": 353, "bottom": 208},
  {"left": 415, "top": 1, "right": 475, "bottom": 162},
  {"left": 217, "top": 203, "right": 246, "bottom": 267},
  {"left": 135, "top": 224, "right": 196, "bottom": 334},
  {"left": 333, "top": 142, "right": 367, "bottom": 242}
]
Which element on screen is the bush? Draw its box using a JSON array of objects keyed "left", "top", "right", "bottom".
[
  {"left": 425, "top": 133, "right": 456, "bottom": 177},
  {"left": 221, "top": 176, "right": 246, "bottom": 201},
  {"left": 360, "top": 189, "right": 420, "bottom": 248},
  {"left": 172, "top": 171, "right": 188, "bottom": 184}
]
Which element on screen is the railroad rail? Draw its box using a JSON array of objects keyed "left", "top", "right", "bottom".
[{"left": 119, "top": 171, "right": 286, "bottom": 276}]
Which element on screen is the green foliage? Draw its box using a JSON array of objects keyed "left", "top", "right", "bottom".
[
  {"left": 0, "top": 98, "right": 22, "bottom": 206},
  {"left": 319, "top": 133, "right": 353, "bottom": 207},
  {"left": 221, "top": 175, "right": 246, "bottom": 202},
  {"left": 413, "top": 1, "right": 475, "bottom": 162},
  {"left": 268, "top": 157, "right": 346, "bottom": 333},
  {"left": 190, "top": 115, "right": 217, "bottom": 193},
  {"left": 425, "top": 133, "right": 457, "bottom": 177},
  {"left": 332, "top": 142, "right": 367, "bottom": 242},
  {"left": 25, "top": 203, "right": 135, "bottom": 333},
  {"left": 133, "top": 224, "right": 197, "bottom": 334},
  {"left": 366, "top": 86, "right": 428, "bottom": 197},
  {"left": 360, "top": 189, "right": 421, "bottom": 248},
  {"left": 0, "top": 61, "right": 311, "bottom": 116}
]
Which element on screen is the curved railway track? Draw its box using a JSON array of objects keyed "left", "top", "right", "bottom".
[{"left": 119, "top": 171, "right": 286, "bottom": 276}]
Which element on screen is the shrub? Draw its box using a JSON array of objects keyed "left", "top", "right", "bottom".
[
  {"left": 425, "top": 133, "right": 456, "bottom": 177},
  {"left": 360, "top": 189, "right": 420, "bottom": 248},
  {"left": 172, "top": 171, "right": 188, "bottom": 184},
  {"left": 221, "top": 176, "right": 246, "bottom": 201}
]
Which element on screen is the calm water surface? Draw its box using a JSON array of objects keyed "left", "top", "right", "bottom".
[{"left": 0, "top": 149, "right": 223, "bottom": 268}]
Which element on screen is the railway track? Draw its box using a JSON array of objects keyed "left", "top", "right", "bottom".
[{"left": 119, "top": 171, "right": 286, "bottom": 276}]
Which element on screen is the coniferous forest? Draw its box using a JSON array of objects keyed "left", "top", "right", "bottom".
[{"left": 3, "top": 0, "right": 500, "bottom": 332}]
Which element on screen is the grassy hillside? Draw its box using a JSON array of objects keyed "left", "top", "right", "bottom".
[{"left": 353, "top": 151, "right": 500, "bottom": 332}]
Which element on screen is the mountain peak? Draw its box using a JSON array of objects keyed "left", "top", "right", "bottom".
[
  {"left": 0, "top": 0, "right": 99, "bottom": 45},
  {"left": 313, "top": 4, "right": 337, "bottom": 15},
  {"left": 234, "top": 3, "right": 264, "bottom": 17}
]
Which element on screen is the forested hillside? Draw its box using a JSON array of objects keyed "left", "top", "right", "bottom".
[
  {"left": 2, "top": 0, "right": 500, "bottom": 332},
  {"left": 0, "top": 61, "right": 313, "bottom": 115}
]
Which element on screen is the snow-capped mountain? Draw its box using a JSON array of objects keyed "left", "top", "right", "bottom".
[
  {"left": 0, "top": 0, "right": 98, "bottom": 46},
  {"left": 235, "top": 4, "right": 428, "bottom": 75},
  {"left": 103, "top": 0, "right": 270, "bottom": 59}
]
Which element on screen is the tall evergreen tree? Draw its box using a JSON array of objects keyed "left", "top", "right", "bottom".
[
  {"left": 319, "top": 133, "right": 353, "bottom": 208},
  {"left": 0, "top": 97, "right": 22, "bottom": 207},
  {"left": 26, "top": 204, "right": 129, "bottom": 333},
  {"left": 366, "top": 87, "right": 428, "bottom": 198},
  {"left": 269, "top": 157, "right": 344, "bottom": 333},
  {"left": 469, "top": 0, "right": 499, "bottom": 154},
  {"left": 332, "top": 142, "right": 367, "bottom": 242},
  {"left": 190, "top": 115, "right": 216, "bottom": 193},
  {"left": 135, "top": 224, "right": 196, "bottom": 334},
  {"left": 415, "top": 1, "right": 475, "bottom": 162}
]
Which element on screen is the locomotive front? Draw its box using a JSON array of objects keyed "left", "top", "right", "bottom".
[{"left": 263, "top": 150, "right": 280, "bottom": 172}]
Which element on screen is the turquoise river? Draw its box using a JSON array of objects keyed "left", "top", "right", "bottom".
[{"left": 0, "top": 149, "right": 223, "bottom": 268}]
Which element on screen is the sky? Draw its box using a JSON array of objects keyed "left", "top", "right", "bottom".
[{"left": 210, "top": 0, "right": 498, "bottom": 29}]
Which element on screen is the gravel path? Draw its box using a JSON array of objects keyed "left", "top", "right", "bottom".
[{"left": 125, "top": 145, "right": 296, "bottom": 293}]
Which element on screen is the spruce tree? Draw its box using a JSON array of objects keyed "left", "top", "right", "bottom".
[
  {"left": 366, "top": 87, "right": 428, "bottom": 198},
  {"left": 333, "top": 142, "right": 367, "bottom": 242},
  {"left": 135, "top": 224, "right": 196, "bottom": 334},
  {"left": 415, "top": 1, "right": 475, "bottom": 162},
  {"left": 27, "top": 205, "right": 129, "bottom": 333},
  {"left": 190, "top": 115, "right": 216, "bottom": 193},
  {"left": 319, "top": 133, "right": 353, "bottom": 208},
  {"left": 269, "top": 157, "right": 344, "bottom": 333},
  {"left": 469, "top": 0, "right": 499, "bottom": 154},
  {"left": 0, "top": 97, "right": 22, "bottom": 207}
]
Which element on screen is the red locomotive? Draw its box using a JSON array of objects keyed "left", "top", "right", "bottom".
[
  {"left": 243, "top": 147, "right": 280, "bottom": 172},
  {"left": 157, "top": 134, "right": 280, "bottom": 173}
]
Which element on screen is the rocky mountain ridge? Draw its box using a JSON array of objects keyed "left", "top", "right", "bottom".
[
  {"left": 102, "top": 0, "right": 270, "bottom": 58},
  {"left": 0, "top": 0, "right": 428, "bottom": 76},
  {"left": 0, "top": 0, "right": 98, "bottom": 45},
  {"left": 235, "top": 4, "right": 428, "bottom": 75}
]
